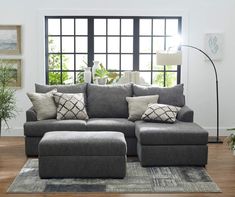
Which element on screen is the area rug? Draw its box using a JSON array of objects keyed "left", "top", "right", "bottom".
[{"left": 7, "top": 159, "right": 221, "bottom": 193}]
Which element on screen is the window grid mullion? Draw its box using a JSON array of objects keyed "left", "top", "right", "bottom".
[{"left": 60, "top": 18, "right": 63, "bottom": 84}]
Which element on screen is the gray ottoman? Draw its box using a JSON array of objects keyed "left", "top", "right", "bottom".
[{"left": 38, "top": 131, "right": 127, "bottom": 178}]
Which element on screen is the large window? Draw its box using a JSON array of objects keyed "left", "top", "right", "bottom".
[{"left": 45, "top": 16, "right": 181, "bottom": 86}]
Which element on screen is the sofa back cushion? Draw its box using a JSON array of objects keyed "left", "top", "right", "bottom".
[
  {"left": 133, "top": 84, "right": 185, "bottom": 107},
  {"left": 87, "top": 83, "right": 132, "bottom": 118},
  {"left": 35, "top": 83, "right": 87, "bottom": 94}
]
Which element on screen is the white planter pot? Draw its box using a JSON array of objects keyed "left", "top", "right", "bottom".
[{"left": 97, "top": 78, "right": 107, "bottom": 85}]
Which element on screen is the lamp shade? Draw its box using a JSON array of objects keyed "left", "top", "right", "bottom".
[{"left": 156, "top": 51, "right": 182, "bottom": 65}]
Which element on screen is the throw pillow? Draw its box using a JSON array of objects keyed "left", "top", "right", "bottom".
[
  {"left": 53, "top": 92, "right": 88, "bottom": 120},
  {"left": 126, "top": 95, "right": 159, "bottom": 121},
  {"left": 27, "top": 89, "right": 57, "bottom": 120},
  {"left": 141, "top": 103, "right": 181, "bottom": 123}
]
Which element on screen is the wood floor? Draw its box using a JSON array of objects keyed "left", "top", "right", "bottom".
[{"left": 0, "top": 137, "right": 235, "bottom": 197}]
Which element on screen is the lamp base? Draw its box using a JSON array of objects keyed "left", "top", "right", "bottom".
[{"left": 208, "top": 136, "right": 223, "bottom": 143}]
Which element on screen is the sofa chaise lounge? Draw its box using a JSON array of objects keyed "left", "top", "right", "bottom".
[{"left": 24, "top": 83, "right": 208, "bottom": 166}]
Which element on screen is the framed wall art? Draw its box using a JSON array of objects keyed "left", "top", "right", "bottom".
[
  {"left": 204, "top": 33, "right": 223, "bottom": 61},
  {"left": 0, "top": 59, "right": 22, "bottom": 87},
  {"left": 0, "top": 25, "right": 21, "bottom": 55}
]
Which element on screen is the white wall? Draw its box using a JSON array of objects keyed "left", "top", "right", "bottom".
[{"left": 0, "top": 0, "right": 234, "bottom": 136}]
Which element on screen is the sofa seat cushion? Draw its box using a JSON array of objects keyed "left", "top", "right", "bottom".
[
  {"left": 39, "top": 131, "right": 126, "bottom": 156},
  {"left": 135, "top": 120, "right": 208, "bottom": 145},
  {"left": 24, "top": 119, "right": 87, "bottom": 137},
  {"left": 87, "top": 118, "right": 135, "bottom": 137}
]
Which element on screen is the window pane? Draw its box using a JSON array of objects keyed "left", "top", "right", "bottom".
[
  {"left": 166, "top": 65, "right": 177, "bottom": 70},
  {"left": 152, "top": 72, "right": 164, "bottom": 87},
  {"left": 76, "top": 37, "right": 88, "bottom": 53},
  {"left": 166, "top": 19, "right": 178, "bottom": 35},
  {"left": 166, "top": 37, "right": 177, "bottom": 49},
  {"left": 62, "top": 19, "right": 74, "bottom": 35},
  {"left": 48, "top": 54, "right": 61, "bottom": 70},
  {"left": 76, "top": 54, "right": 88, "bottom": 70},
  {"left": 121, "top": 19, "right": 133, "bottom": 35},
  {"left": 62, "top": 72, "right": 74, "bottom": 84},
  {"left": 94, "top": 37, "right": 106, "bottom": 53},
  {"left": 153, "top": 64, "right": 164, "bottom": 70},
  {"left": 121, "top": 54, "right": 133, "bottom": 70},
  {"left": 76, "top": 71, "right": 84, "bottom": 84},
  {"left": 140, "top": 19, "right": 152, "bottom": 35},
  {"left": 140, "top": 37, "right": 151, "bottom": 53},
  {"left": 48, "top": 19, "right": 60, "bottom": 35},
  {"left": 108, "top": 37, "right": 120, "bottom": 53},
  {"left": 49, "top": 72, "right": 61, "bottom": 85},
  {"left": 94, "top": 54, "right": 106, "bottom": 67},
  {"left": 108, "top": 19, "right": 120, "bottom": 35},
  {"left": 62, "top": 37, "right": 74, "bottom": 52},
  {"left": 139, "top": 55, "right": 151, "bottom": 70},
  {"left": 108, "top": 54, "right": 119, "bottom": 70},
  {"left": 94, "top": 19, "right": 106, "bottom": 35},
  {"left": 139, "top": 72, "right": 151, "bottom": 85},
  {"left": 165, "top": 72, "right": 177, "bottom": 87},
  {"left": 76, "top": 19, "right": 88, "bottom": 35},
  {"left": 121, "top": 37, "right": 133, "bottom": 53},
  {"left": 153, "top": 19, "right": 165, "bottom": 35},
  {"left": 48, "top": 37, "right": 60, "bottom": 53},
  {"left": 62, "top": 54, "right": 74, "bottom": 70},
  {"left": 153, "top": 37, "right": 164, "bottom": 52}
]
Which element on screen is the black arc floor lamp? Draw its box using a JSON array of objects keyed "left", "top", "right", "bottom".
[{"left": 156, "top": 44, "right": 222, "bottom": 143}]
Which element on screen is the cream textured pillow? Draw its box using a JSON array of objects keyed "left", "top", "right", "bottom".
[
  {"left": 141, "top": 103, "right": 181, "bottom": 123},
  {"left": 53, "top": 92, "right": 88, "bottom": 120},
  {"left": 126, "top": 95, "right": 159, "bottom": 121},
  {"left": 27, "top": 89, "right": 57, "bottom": 120}
]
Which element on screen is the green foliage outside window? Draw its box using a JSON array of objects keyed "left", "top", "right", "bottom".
[{"left": 48, "top": 39, "right": 70, "bottom": 85}]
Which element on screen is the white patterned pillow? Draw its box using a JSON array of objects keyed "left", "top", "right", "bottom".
[
  {"left": 141, "top": 103, "right": 181, "bottom": 123},
  {"left": 53, "top": 92, "right": 88, "bottom": 120}
]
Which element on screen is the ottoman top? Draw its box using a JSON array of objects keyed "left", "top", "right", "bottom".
[{"left": 39, "top": 131, "right": 127, "bottom": 156}]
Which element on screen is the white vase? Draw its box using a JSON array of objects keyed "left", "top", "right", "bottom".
[
  {"left": 92, "top": 60, "right": 99, "bottom": 83},
  {"left": 84, "top": 67, "right": 91, "bottom": 83}
]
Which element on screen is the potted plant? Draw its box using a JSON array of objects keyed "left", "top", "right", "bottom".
[
  {"left": 0, "top": 60, "right": 17, "bottom": 136},
  {"left": 226, "top": 128, "right": 235, "bottom": 155},
  {"left": 94, "top": 63, "right": 109, "bottom": 85}
]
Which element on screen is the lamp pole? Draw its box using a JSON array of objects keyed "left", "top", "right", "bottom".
[{"left": 180, "top": 44, "right": 222, "bottom": 143}]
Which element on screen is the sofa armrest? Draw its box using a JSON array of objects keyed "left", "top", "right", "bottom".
[
  {"left": 177, "top": 105, "right": 194, "bottom": 122},
  {"left": 26, "top": 107, "right": 37, "bottom": 122}
]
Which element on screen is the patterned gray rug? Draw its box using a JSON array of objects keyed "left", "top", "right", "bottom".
[{"left": 8, "top": 159, "right": 221, "bottom": 193}]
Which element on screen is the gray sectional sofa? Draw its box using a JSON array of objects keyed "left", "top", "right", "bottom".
[{"left": 24, "top": 83, "right": 208, "bottom": 166}]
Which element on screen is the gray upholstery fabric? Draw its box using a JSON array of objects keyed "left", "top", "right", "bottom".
[
  {"left": 87, "top": 83, "right": 132, "bottom": 118},
  {"left": 26, "top": 107, "right": 37, "bottom": 122},
  {"left": 137, "top": 143, "right": 208, "bottom": 166},
  {"left": 86, "top": 118, "right": 135, "bottom": 137},
  {"left": 24, "top": 119, "right": 87, "bottom": 137},
  {"left": 135, "top": 120, "right": 208, "bottom": 145},
  {"left": 177, "top": 105, "right": 194, "bottom": 122},
  {"left": 25, "top": 137, "right": 41, "bottom": 156},
  {"left": 39, "top": 131, "right": 127, "bottom": 156},
  {"left": 35, "top": 83, "right": 87, "bottom": 94},
  {"left": 25, "top": 137, "right": 136, "bottom": 157},
  {"left": 133, "top": 84, "right": 185, "bottom": 107},
  {"left": 39, "top": 156, "right": 126, "bottom": 178},
  {"left": 39, "top": 131, "right": 127, "bottom": 178}
]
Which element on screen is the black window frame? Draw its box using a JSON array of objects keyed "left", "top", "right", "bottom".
[{"left": 45, "top": 16, "right": 182, "bottom": 86}]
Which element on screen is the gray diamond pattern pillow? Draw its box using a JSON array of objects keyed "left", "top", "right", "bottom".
[
  {"left": 141, "top": 103, "right": 181, "bottom": 123},
  {"left": 53, "top": 92, "right": 88, "bottom": 120}
]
